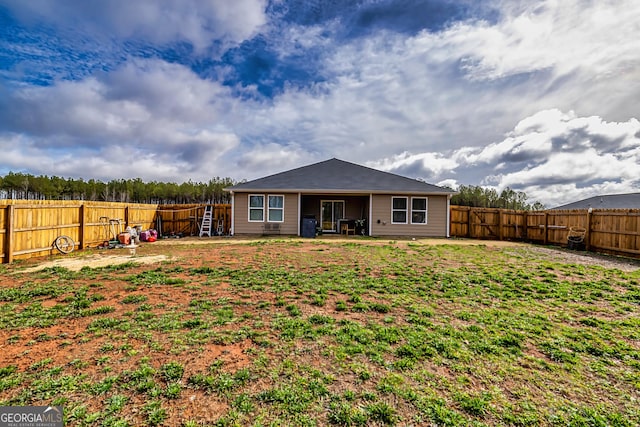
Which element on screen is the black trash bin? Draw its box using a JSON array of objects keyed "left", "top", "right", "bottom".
[{"left": 301, "top": 216, "right": 317, "bottom": 238}]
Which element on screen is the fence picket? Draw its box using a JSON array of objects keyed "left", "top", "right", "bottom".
[
  {"left": 1, "top": 202, "right": 637, "bottom": 263},
  {"left": 0, "top": 201, "right": 231, "bottom": 263},
  {"left": 450, "top": 206, "right": 639, "bottom": 259}
]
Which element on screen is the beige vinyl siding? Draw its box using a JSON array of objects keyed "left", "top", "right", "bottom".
[
  {"left": 233, "top": 193, "right": 299, "bottom": 235},
  {"left": 370, "top": 194, "right": 448, "bottom": 237}
]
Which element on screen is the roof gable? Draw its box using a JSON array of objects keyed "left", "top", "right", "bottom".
[{"left": 227, "top": 158, "right": 453, "bottom": 194}]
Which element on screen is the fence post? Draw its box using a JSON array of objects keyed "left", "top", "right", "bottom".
[
  {"left": 124, "top": 206, "right": 130, "bottom": 228},
  {"left": 498, "top": 209, "right": 503, "bottom": 240},
  {"left": 543, "top": 211, "right": 549, "bottom": 245},
  {"left": 585, "top": 208, "right": 592, "bottom": 251},
  {"left": 522, "top": 211, "right": 528, "bottom": 241},
  {"left": 467, "top": 207, "right": 472, "bottom": 238},
  {"left": 223, "top": 205, "right": 228, "bottom": 235},
  {"left": 79, "top": 204, "right": 86, "bottom": 249},
  {"left": 5, "top": 205, "right": 14, "bottom": 264}
]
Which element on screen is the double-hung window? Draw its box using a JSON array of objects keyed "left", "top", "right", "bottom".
[
  {"left": 411, "top": 197, "right": 428, "bottom": 224},
  {"left": 268, "top": 195, "right": 284, "bottom": 222},
  {"left": 391, "top": 197, "right": 408, "bottom": 224},
  {"left": 249, "top": 195, "right": 264, "bottom": 222}
]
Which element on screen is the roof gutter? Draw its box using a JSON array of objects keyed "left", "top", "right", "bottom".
[{"left": 224, "top": 188, "right": 454, "bottom": 196}]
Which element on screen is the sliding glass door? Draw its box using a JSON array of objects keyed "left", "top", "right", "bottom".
[{"left": 321, "top": 200, "right": 345, "bottom": 232}]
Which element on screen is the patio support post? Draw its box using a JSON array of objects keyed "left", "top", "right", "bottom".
[
  {"left": 369, "top": 194, "right": 373, "bottom": 237},
  {"left": 230, "top": 192, "right": 235, "bottom": 236},
  {"left": 297, "top": 193, "right": 301, "bottom": 236}
]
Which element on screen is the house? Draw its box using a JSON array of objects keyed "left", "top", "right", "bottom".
[
  {"left": 552, "top": 192, "right": 640, "bottom": 210},
  {"left": 225, "top": 158, "right": 455, "bottom": 237}
]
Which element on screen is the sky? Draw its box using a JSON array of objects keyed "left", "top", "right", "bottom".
[{"left": 0, "top": 0, "right": 639, "bottom": 207}]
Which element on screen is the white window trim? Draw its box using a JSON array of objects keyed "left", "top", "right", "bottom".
[
  {"left": 411, "top": 197, "right": 428, "bottom": 225},
  {"left": 267, "top": 194, "right": 285, "bottom": 223},
  {"left": 248, "top": 194, "right": 264, "bottom": 222},
  {"left": 391, "top": 196, "right": 408, "bottom": 224}
]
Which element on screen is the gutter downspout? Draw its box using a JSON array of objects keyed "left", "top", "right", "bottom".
[{"left": 369, "top": 193, "right": 373, "bottom": 237}]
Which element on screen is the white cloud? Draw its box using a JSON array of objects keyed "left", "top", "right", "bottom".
[
  {"left": 496, "top": 149, "right": 638, "bottom": 188},
  {"left": 267, "top": 22, "right": 336, "bottom": 59},
  {"left": 524, "top": 180, "right": 640, "bottom": 209},
  {"left": 374, "top": 110, "right": 640, "bottom": 206},
  {"left": 470, "top": 110, "right": 640, "bottom": 168},
  {"left": 232, "top": 0, "right": 640, "bottom": 169},
  {"left": 4, "top": 0, "right": 268, "bottom": 51},
  {"left": 1, "top": 59, "right": 242, "bottom": 181},
  {"left": 367, "top": 151, "right": 460, "bottom": 179},
  {"left": 455, "top": 0, "right": 640, "bottom": 82},
  {"left": 236, "top": 142, "right": 316, "bottom": 175}
]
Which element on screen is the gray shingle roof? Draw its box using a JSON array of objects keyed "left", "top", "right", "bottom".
[
  {"left": 226, "top": 158, "right": 454, "bottom": 195},
  {"left": 552, "top": 193, "right": 640, "bottom": 210}
]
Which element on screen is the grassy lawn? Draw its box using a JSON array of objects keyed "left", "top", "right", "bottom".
[{"left": 1, "top": 239, "right": 639, "bottom": 426}]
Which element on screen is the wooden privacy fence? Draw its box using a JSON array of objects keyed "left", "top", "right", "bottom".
[
  {"left": 0, "top": 201, "right": 231, "bottom": 264},
  {"left": 450, "top": 206, "right": 640, "bottom": 259},
  {"left": 3, "top": 201, "right": 637, "bottom": 263},
  {"left": 154, "top": 204, "right": 231, "bottom": 238}
]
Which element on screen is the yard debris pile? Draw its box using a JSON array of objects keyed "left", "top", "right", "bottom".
[{"left": 98, "top": 226, "right": 157, "bottom": 249}]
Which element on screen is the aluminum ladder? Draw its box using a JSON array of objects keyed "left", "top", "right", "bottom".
[{"left": 199, "top": 206, "right": 213, "bottom": 237}]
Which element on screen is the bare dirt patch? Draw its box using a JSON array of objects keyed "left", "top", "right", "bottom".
[{"left": 18, "top": 254, "right": 171, "bottom": 273}]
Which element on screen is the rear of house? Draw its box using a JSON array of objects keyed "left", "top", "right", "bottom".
[{"left": 226, "top": 159, "right": 455, "bottom": 238}]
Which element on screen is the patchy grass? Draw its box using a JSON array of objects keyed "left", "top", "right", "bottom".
[{"left": 1, "top": 240, "right": 639, "bottom": 426}]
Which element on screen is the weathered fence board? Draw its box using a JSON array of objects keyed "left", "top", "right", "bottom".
[
  {"left": 0, "top": 201, "right": 230, "bottom": 263},
  {"left": 154, "top": 204, "right": 230, "bottom": 237},
  {"left": 450, "top": 206, "right": 640, "bottom": 259},
  {"left": 2, "top": 202, "right": 637, "bottom": 263},
  {"left": 450, "top": 207, "right": 528, "bottom": 241}
]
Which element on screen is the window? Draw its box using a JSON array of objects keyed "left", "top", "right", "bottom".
[
  {"left": 391, "top": 197, "right": 408, "bottom": 224},
  {"left": 248, "top": 195, "right": 264, "bottom": 222},
  {"left": 411, "top": 197, "right": 428, "bottom": 224},
  {"left": 268, "top": 195, "right": 284, "bottom": 222}
]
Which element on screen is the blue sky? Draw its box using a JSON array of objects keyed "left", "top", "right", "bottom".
[{"left": 0, "top": 0, "right": 639, "bottom": 207}]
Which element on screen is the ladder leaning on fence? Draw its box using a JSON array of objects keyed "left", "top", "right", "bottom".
[{"left": 199, "top": 206, "right": 213, "bottom": 237}]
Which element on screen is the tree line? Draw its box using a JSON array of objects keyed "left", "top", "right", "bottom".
[
  {"left": 0, "top": 172, "right": 236, "bottom": 204},
  {"left": 0, "top": 172, "right": 544, "bottom": 210},
  {"left": 450, "top": 185, "right": 545, "bottom": 210}
]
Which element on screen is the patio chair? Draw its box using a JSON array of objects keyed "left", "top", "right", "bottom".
[{"left": 341, "top": 222, "right": 356, "bottom": 236}]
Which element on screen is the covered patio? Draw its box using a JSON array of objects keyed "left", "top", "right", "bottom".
[{"left": 300, "top": 194, "right": 369, "bottom": 235}]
